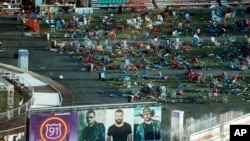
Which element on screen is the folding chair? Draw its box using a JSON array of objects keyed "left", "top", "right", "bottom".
[{"left": 50, "top": 25, "right": 56, "bottom": 32}]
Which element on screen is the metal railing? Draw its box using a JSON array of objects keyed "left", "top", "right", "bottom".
[
  {"left": 0, "top": 63, "right": 69, "bottom": 138},
  {"left": 0, "top": 63, "right": 64, "bottom": 122}
]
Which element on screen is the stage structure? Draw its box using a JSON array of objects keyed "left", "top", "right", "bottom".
[{"left": 25, "top": 102, "right": 161, "bottom": 141}]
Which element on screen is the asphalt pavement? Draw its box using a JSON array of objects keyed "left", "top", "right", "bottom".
[{"left": 0, "top": 16, "right": 128, "bottom": 105}]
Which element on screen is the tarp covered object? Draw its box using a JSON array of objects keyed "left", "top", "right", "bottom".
[{"left": 26, "top": 19, "right": 40, "bottom": 34}]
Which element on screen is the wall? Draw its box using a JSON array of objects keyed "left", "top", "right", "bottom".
[{"left": 188, "top": 113, "right": 250, "bottom": 141}]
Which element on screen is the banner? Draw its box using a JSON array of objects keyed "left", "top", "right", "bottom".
[{"left": 29, "top": 106, "right": 161, "bottom": 141}]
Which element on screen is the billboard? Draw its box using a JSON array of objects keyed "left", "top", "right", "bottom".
[{"left": 28, "top": 105, "right": 161, "bottom": 141}]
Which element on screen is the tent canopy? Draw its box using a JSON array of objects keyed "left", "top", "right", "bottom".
[
  {"left": 16, "top": 73, "right": 48, "bottom": 87},
  {"left": 31, "top": 92, "right": 61, "bottom": 108}
]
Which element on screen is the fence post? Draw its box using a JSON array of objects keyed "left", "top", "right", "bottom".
[
  {"left": 7, "top": 110, "right": 14, "bottom": 119},
  {"left": 170, "top": 110, "right": 184, "bottom": 141},
  {"left": 220, "top": 121, "right": 225, "bottom": 141},
  {"left": 18, "top": 107, "right": 21, "bottom": 115}
]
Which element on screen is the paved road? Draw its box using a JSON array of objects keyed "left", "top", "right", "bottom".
[
  {"left": 0, "top": 16, "right": 129, "bottom": 105},
  {"left": 1, "top": 15, "right": 250, "bottom": 138}
]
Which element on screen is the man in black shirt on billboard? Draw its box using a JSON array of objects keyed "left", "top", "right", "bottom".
[{"left": 107, "top": 109, "right": 132, "bottom": 141}]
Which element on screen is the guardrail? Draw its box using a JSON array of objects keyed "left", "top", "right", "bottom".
[
  {"left": 0, "top": 66, "right": 33, "bottom": 122},
  {"left": 0, "top": 99, "right": 31, "bottom": 122},
  {"left": 0, "top": 66, "right": 60, "bottom": 119},
  {"left": 0, "top": 63, "right": 70, "bottom": 137},
  {"left": 186, "top": 113, "right": 250, "bottom": 141},
  {"left": 0, "top": 62, "right": 65, "bottom": 121}
]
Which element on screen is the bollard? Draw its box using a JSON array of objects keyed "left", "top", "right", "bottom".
[
  {"left": 0, "top": 42, "right": 2, "bottom": 52},
  {"left": 172, "top": 11, "right": 176, "bottom": 16},
  {"left": 44, "top": 33, "right": 50, "bottom": 41},
  {"left": 89, "top": 63, "right": 93, "bottom": 72},
  {"left": 51, "top": 40, "right": 57, "bottom": 48}
]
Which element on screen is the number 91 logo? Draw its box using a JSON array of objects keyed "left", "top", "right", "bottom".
[{"left": 40, "top": 117, "right": 68, "bottom": 141}]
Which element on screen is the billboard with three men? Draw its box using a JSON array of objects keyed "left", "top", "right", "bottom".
[{"left": 28, "top": 104, "right": 161, "bottom": 141}]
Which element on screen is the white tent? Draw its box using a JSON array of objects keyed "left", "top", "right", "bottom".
[
  {"left": 16, "top": 73, "right": 48, "bottom": 87},
  {"left": 30, "top": 92, "right": 61, "bottom": 109}
]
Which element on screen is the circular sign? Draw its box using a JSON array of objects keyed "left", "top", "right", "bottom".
[{"left": 39, "top": 116, "right": 68, "bottom": 141}]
